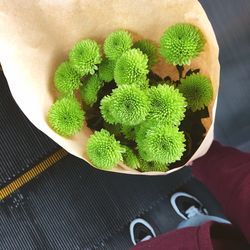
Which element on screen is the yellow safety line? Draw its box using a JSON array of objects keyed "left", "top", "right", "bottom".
[{"left": 0, "top": 149, "right": 68, "bottom": 200}]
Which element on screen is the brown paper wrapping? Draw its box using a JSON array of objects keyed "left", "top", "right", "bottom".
[{"left": 0, "top": 0, "right": 219, "bottom": 175}]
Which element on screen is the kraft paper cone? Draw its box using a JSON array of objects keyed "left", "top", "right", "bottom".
[{"left": 0, "top": 0, "right": 219, "bottom": 175}]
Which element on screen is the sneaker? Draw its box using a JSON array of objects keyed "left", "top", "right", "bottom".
[
  {"left": 129, "top": 218, "right": 156, "bottom": 246},
  {"left": 170, "top": 192, "right": 208, "bottom": 220}
]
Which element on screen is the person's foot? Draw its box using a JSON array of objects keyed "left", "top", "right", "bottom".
[
  {"left": 170, "top": 191, "right": 208, "bottom": 220},
  {"left": 130, "top": 193, "right": 208, "bottom": 246},
  {"left": 170, "top": 191, "right": 231, "bottom": 229},
  {"left": 129, "top": 218, "right": 156, "bottom": 246},
  {"left": 130, "top": 191, "right": 230, "bottom": 246}
]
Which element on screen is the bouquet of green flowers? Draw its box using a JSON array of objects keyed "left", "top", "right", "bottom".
[{"left": 0, "top": 0, "right": 219, "bottom": 174}]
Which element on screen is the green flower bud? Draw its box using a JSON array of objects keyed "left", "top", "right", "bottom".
[
  {"left": 160, "top": 23, "right": 205, "bottom": 65},
  {"left": 80, "top": 74, "right": 104, "bottom": 106},
  {"left": 147, "top": 85, "right": 187, "bottom": 126},
  {"left": 54, "top": 61, "right": 81, "bottom": 95},
  {"left": 137, "top": 124, "right": 186, "bottom": 164},
  {"left": 48, "top": 97, "right": 85, "bottom": 136},
  {"left": 100, "top": 95, "right": 118, "bottom": 124},
  {"left": 134, "top": 39, "right": 158, "bottom": 68},
  {"left": 179, "top": 73, "right": 213, "bottom": 111},
  {"left": 87, "top": 129, "right": 124, "bottom": 170},
  {"left": 121, "top": 125, "right": 137, "bottom": 141},
  {"left": 122, "top": 146, "right": 140, "bottom": 170},
  {"left": 104, "top": 30, "right": 133, "bottom": 61},
  {"left": 98, "top": 58, "right": 116, "bottom": 82},
  {"left": 69, "top": 39, "right": 101, "bottom": 76},
  {"left": 107, "top": 85, "right": 150, "bottom": 126},
  {"left": 138, "top": 158, "right": 169, "bottom": 172},
  {"left": 114, "top": 49, "right": 149, "bottom": 88}
]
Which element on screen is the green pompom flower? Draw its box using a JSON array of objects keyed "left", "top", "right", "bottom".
[
  {"left": 138, "top": 158, "right": 168, "bottom": 172},
  {"left": 121, "top": 125, "right": 136, "bottom": 140},
  {"left": 108, "top": 85, "right": 150, "bottom": 126},
  {"left": 152, "top": 162, "right": 169, "bottom": 172},
  {"left": 140, "top": 78, "right": 150, "bottom": 90},
  {"left": 137, "top": 124, "right": 186, "bottom": 164},
  {"left": 87, "top": 129, "right": 124, "bottom": 170},
  {"left": 135, "top": 120, "right": 158, "bottom": 144},
  {"left": 69, "top": 39, "right": 101, "bottom": 75},
  {"left": 114, "top": 49, "right": 149, "bottom": 88},
  {"left": 104, "top": 30, "right": 133, "bottom": 61},
  {"left": 160, "top": 23, "right": 205, "bottom": 65},
  {"left": 135, "top": 119, "right": 166, "bottom": 162},
  {"left": 98, "top": 58, "right": 116, "bottom": 82},
  {"left": 135, "top": 120, "right": 160, "bottom": 162},
  {"left": 137, "top": 139, "right": 154, "bottom": 162},
  {"left": 80, "top": 74, "right": 104, "bottom": 106},
  {"left": 54, "top": 61, "right": 81, "bottom": 94},
  {"left": 103, "top": 122, "right": 122, "bottom": 137},
  {"left": 134, "top": 39, "right": 158, "bottom": 68},
  {"left": 100, "top": 95, "right": 118, "bottom": 124},
  {"left": 48, "top": 97, "right": 85, "bottom": 136},
  {"left": 152, "top": 80, "right": 172, "bottom": 87},
  {"left": 179, "top": 74, "right": 213, "bottom": 111},
  {"left": 122, "top": 146, "right": 140, "bottom": 169},
  {"left": 147, "top": 85, "right": 187, "bottom": 126}
]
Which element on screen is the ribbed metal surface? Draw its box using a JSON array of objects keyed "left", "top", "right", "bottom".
[
  {"left": 0, "top": 73, "right": 60, "bottom": 188},
  {"left": 0, "top": 160, "right": 188, "bottom": 249},
  {"left": 0, "top": 149, "right": 68, "bottom": 200},
  {"left": 0, "top": 162, "right": 225, "bottom": 250}
]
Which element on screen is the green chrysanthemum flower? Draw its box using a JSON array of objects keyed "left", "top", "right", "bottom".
[
  {"left": 179, "top": 74, "right": 213, "bottom": 111},
  {"left": 48, "top": 97, "right": 85, "bottom": 136},
  {"left": 122, "top": 146, "right": 140, "bottom": 170},
  {"left": 157, "top": 80, "right": 172, "bottom": 86},
  {"left": 147, "top": 85, "right": 187, "bottom": 126},
  {"left": 160, "top": 23, "right": 205, "bottom": 65},
  {"left": 80, "top": 74, "right": 104, "bottom": 106},
  {"left": 100, "top": 95, "right": 118, "bottom": 124},
  {"left": 108, "top": 85, "right": 150, "bottom": 126},
  {"left": 135, "top": 119, "right": 158, "bottom": 143},
  {"left": 140, "top": 78, "right": 150, "bottom": 90},
  {"left": 86, "top": 129, "right": 124, "bottom": 170},
  {"left": 69, "top": 39, "right": 101, "bottom": 75},
  {"left": 121, "top": 125, "right": 137, "bottom": 140},
  {"left": 138, "top": 158, "right": 169, "bottom": 172},
  {"left": 134, "top": 40, "right": 158, "bottom": 68},
  {"left": 104, "top": 30, "right": 133, "bottom": 61},
  {"left": 152, "top": 162, "right": 169, "bottom": 172},
  {"left": 114, "top": 49, "right": 149, "bottom": 88},
  {"left": 135, "top": 120, "right": 161, "bottom": 162},
  {"left": 137, "top": 139, "right": 154, "bottom": 162},
  {"left": 103, "top": 122, "right": 122, "bottom": 137},
  {"left": 98, "top": 58, "right": 116, "bottom": 82},
  {"left": 54, "top": 61, "right": 81, "bottom": 95},
  {"left": 150, "top": 80, "right": 172, "bottom": 87},
  {"left": 137, "top": 124, "right": 186, "bottom": 164}
]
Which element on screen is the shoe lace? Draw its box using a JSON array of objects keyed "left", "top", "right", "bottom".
[
  {"left": 141, "top": 235, "right": 153, "bottom": 242},
  {"left": 185, "top": 205, "right": 204, "bottom": 219}
]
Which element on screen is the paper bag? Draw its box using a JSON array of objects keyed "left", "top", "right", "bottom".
[{"left": 0, "top": 0, "right": 220, "bottom": 175}]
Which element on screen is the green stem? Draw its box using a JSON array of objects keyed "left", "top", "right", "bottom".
[
  {"left": 176, "top": 65, "right": 184, "bottom": 80},
  {"left": 174, "top": 65, "right": 184, "bottom": 87}
]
